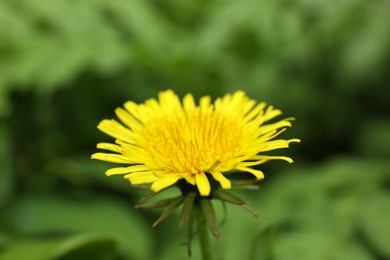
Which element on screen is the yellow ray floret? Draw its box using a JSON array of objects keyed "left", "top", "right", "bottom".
[{"left": 92, "top": 90, "right": 300, "bottom": 196}]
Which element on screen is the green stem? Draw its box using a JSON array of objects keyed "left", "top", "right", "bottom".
[{"left": 198, "top": 210, "right": 212, "bottom": 260}]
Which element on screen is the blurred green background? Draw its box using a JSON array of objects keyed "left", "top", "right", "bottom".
[{"left": 0, "top": 0, "right": 389, "bottom": 259}]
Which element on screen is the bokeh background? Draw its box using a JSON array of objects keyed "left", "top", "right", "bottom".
[{"left": 0, "top": 0, "right": 389, "bottom": 259}]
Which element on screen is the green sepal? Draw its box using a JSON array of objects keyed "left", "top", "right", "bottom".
[
  {"left": 213, "top": 190, "right": 258, "bottom": 217},
  {"left": 186, "top": 205, "right": 197, "bottom": 257},
  {"left": 131, "top": 184, "right": 152, "bottom": 189},
  {"left": 138, "top": 191, "right": 158, "bottom": 203},
  {"left": 213, "top": 190, "right": 247, "bottom": 205},
  {"left": 180, "top": 192, "right": 197, "bottom": 229},
  {"left": 135, "top": 196, "right": 182, "bottom": 209},
  {"left": 200, "top": 199, "right": 221, "bottom": 240},
  {"left": 152, "top": 197, "right": 184, "bottom": 227},
  {"left": 219, "top": 200, "right": 227, "bottom": 226},
  {"left": 230, "top": 179, "right": 260, "bottom": 187},
  {"left": 241, "top": 204, "right": 259, "bottom": 218}
]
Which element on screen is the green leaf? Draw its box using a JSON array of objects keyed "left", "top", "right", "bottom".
[
  {"left": 248, "top": 223, "right": 274, "bottom": 260},
  {"left": 0, "top": 239, "right": 59, "bottom": 260},
  {"left": 0, "top": 234, "right": 118, "bottom": 260},
  {"left": 0, "top": 124, "right": 13, "bottom": 208},
  {"left": 274, "top": 231, "right": 372, "bottom": 260},
  {"left": 46, "top": 156, "right": 134, "bottom": 194},
  {"left": 209, "top": 158, "right": 390, "bottom": 260},
  {"left": 211, "top": 199, "right": 262, "bottom": 260},
  {"left": 356, "top": 120, "right": 390, "bottom": 159},
  {"left": 3, "top": 194, "right": 153, "bottom": 259},
  {"left": 359, "top": 191, "right": 390, "bottom": 258},
  {"left": 53, "top": 234, "right": 118, "bottom": 260},
  {"left": 0, "top": 86, "right": 11, "bottom": 118}
]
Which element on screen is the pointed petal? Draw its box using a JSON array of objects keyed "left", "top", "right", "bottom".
[
  {"left": 91, "top": 152, "right": 133, "bottom": 164},
  {"left": 196, "top": 173, "right": 211, "bottom": 196},
  {"left": 115, "top": 107, "right": 142, "bottom": 131},
  {"left": 236, "top": 167, "right": 265, "bottom": 179},
  {"left": 185, "top": 174, "right": 196, "bottom": 185},
  {"left": 96, "top": 142, "right": 121, "bottom": 153},
  {"left": 237, "top": 160, "right": 268, "bottom": 167},
  {"left": 105, "top": 167, "right": 131, "bottom": 176},
  {"left": 262, "top": 106, "right": 282, "bottom": 122},
  {"left": 123, "top": 100, "right": 140, "bottom": 118},
  {"left": 258, "top": 119, "right": 293, "bottom": 134},
  {"left": 126, "top": 171, "right": 159, "bottom": 184},
  {"left": 159, "top": 89, "right": 182, "bottom": 111},
  {"left": 244, "top": 102, "right": 266, "bottom": 122},
  {"left": 261, "top": 138, "right": 300, "bottom": 152},
  {"left": 199, "top": 95, "right": 211, "bottom": 112},
  {"left": 151, "top": 174, "right": 182, "bottom": 193},
  {"left": 183, "top": 93, "right": 196, "bottom": 111},
  {"left": 105, "top": 165, "right": 150, "bottom": 176},
  {"left": 249, "top": 155, "right": 294, "bottom": 164},
  {"left": 97, "top": 119, "right": 135, "bottom": 143},
  {"left": 210, "top": 171, "right": 231, "bottom": 189}
]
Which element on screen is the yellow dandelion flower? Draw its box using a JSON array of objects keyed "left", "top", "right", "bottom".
[{"left": 92, "top": 90, "right": 300, "bottom": 196}]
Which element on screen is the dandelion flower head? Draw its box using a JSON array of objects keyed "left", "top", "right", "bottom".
[{"left": 92, "top": 90, "right": 300, "bottom": 196}]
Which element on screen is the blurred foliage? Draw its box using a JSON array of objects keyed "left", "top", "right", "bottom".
[{"left": 0, "top": 0, "right": 389, "bottom": 259}]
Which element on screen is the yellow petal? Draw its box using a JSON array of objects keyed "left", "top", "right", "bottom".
[
  {"left": 244, "top": 102, "right": 266, "bottom": 123},
  {"left": 251, "top": 155, "right": 294, "bottom": 163},
  {"left": 262, "top": 106, "right": 282, "bottom": 122},
  {"left": 185, "top": 174, "right": 196, "bottom": 185},
  {"left": 210, "top": 171, "right": 231, "bottom": 189},
  {"left": 159, "top": 89, "right": 182, "bottom": 111},
  {"left": 123, "top": 100, "right": 138, "bottom": 114},
  {"left": 97, "top": 119, "right": 135, "bottom": 143},
  {"left": 229, "top": 91, "right": 246, "bottom": 109},
  {"left": 196, "top": 173, "right": 211, "bottom": 196},
  {"left": 236, "top": 167, "right": 264, "bottom": 179},
  {"left": 256, "top": 128, "right": 286, "bottom": 143},
  {"left": 115, "top": 107, "right": 142, "bottom": 131},
  {"left": 151, "top": 174, "right": 182, "bottom": 193},
  {"left": 126, "top": 171, "right": 159, "bottom": 184},
  {"left": 261, "top": 138, "right": 300, "bottom": 152},
  {"left": 105, "top": 167, "right": 132, "bottom": 176},
  {"left": 237, "top": 156, "right": 293, "bottom": 168},
  {"left": 96, "top": 142, "right": 121, "bottom": 153},
  {"left": 105, "top": 165, "right": 150, "bottom": 176},
  {"left": 258, "top": 119, "right": 293, "bottom": 134},
  {"left": 199, "top": 95, "right": 211, "bottom": 112},
  {"left": 91, "top": 153, "right": 133, "bottom": 164},
  {"left": 183, "top": 93, "right": 196, "bottom": 111},
  {"left": 144, "top": 98, "right": 160, "bottom": 114},
  {"left": 121, "top": 147, "right": 150, "bottom": 164},
  {"left": 242, "top": 99, "right": 256, "bottom": 116}
]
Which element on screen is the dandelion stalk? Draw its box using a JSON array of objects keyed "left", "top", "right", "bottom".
[{"left": 198, "top": 206, "right": 213, "bottom": 260}]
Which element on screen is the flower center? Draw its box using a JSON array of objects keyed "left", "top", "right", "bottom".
[{"left": 141, "top": 110, "right": 242, "bottom": 174}]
